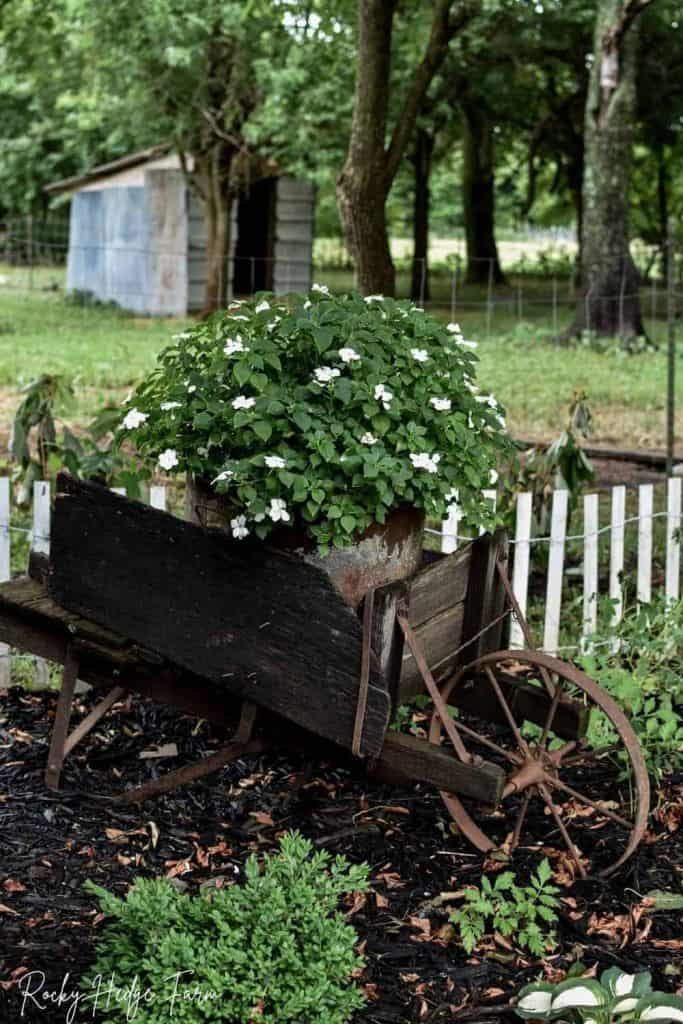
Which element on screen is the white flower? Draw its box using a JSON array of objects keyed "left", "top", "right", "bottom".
[
  {"left": 458, "top": 338, "right": 478, "bottom": 349},
  {"left": 476, "top": 393, "right": 499, "bottom": 408},
  {"left": 231, "top": 315, "right": 249, "bottom": 321},
  {"left": 172, "top": 331, "right": 192, "bottom": 341},
  {"left": 197, "top": 446, "right": 209, "bottom": 457},
  {"left": 232, "top": 395, "right": 256, "bottom": 410},
  {"left": 374, "top": 383, "right": 392, "bottom": 408},
  {"left": 212, "top": 469, "right": 233, "bottom": 484},
  {"left": 268, "top": 498, "right": 290, "bottom": 523},
  {"left": 409, "top": 452, "right": 441, "bottom": 474},
  {"left": 266, "top": 316, "right": 282, "bottom": 332},
  {"left": 264, "top": 455, "right": 286, "bottom": 469},
  {"left": 313, "top": 366, "right": 341, "bottom": 386},
  {"left": 303, "top": 300, "right": 312, "bottom": 310},
  {"left": 338, "top": 347, "right": 361, "bottom": 363},
  {"left": 411, "top": 348, "right": 429, "bottom": 362},
  {"left": 255, "top": 300, "right": 270, "bottom": 313},
  {"left": 230, "top": 515, "right": 249, "bottom": 540},
  {"left": 364, "top": 294, "right": 384, "bottom": 303},
  {"left": 430, "top": 397, "right": 452, "bottom": 412},
  {"left": 311, "top": 283, "right": 330, "bottom": 295},
  {"left": 223, "top": 336, "right": 249, "bottom": 357},
  {"left": 360, "top": 433, "right": 377, "bottom": 446},
  {"left": 158, "top": 448, "right": 179, "bottom": 471},
  {"left": 160, "top": 401, "right": 182, "bottom": 411},
  {"left": 465, "top": 379, "right": 478, "bottom": 394},
  {"left": 187, "top": 384, "right": 197, "bottom": 393},
  {"left": 445, "top": 488, "right": 459, "bottom": 505},
  {"left": 489, "top": 469, "right": 499, "bottom": 484},
  {"left": 228, "top": 301, "right": 243, "bottom": 310},
  {"left": 517, "top": 991, "right": 553, "bottom": 1015},
  {"left": 447, "top": 322, "right": 462, "bottom": 334},
  {"left": 122, "top": 408, "right": 148, "bottom": 430}
]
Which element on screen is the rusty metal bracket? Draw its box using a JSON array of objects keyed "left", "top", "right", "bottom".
[{"left": 113, "top": 699, "right": 263, "bottom": 805}]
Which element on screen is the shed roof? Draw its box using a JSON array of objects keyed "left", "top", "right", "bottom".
[{"left": 44, "top": 143, "right": 174, "bottom": 195}]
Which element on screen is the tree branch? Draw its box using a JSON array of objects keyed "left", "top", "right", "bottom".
[{"left": 384, "top": 0, "right": 478, "bottom": 185}]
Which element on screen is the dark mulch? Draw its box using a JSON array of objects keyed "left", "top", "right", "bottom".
[{"left": 0, "top": 688, "right": 681, "bottom": 1024}]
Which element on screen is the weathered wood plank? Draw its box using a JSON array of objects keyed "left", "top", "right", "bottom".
[
  {"left": 398, "top": 602, "right": 466, "bottom": 703},
  {"left": 461, "top": 530, "right": 509, "bottom": 661},
  {"left": 48, "top": 474, "right": 391, "bottom": 757},
  {"left": 407, "top": 545, "right": 471, "bottom": 627},
  {"left": 368, "top": 580, "right": 408, "bottom": 713},
  {"left": 377, "top": 731, "right": 504, "bottom": 804}
]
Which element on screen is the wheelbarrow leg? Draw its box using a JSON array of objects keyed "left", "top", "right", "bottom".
[
  {"left": 45, "top": 645, "right": 80, "bottom": 790},
  {"left": 113, "top": 700, "right": 263, "bottom": 805}
]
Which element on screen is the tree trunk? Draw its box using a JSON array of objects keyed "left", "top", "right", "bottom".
[
  {"left": 410, "top": 128, "right": 434, "bottom": 302},
  {"left": 195, "top": 145, "right": 236, "bottom": 317},
  {"left": 656, "top": 144, "right": 669, "bottom": 282},
  {"left": 336, "top": 0, "right": 395, "bottom": 296},
  {"left": 568, "top": 0, "right": 649, "bottom": 340},
  {"left": 461, "top": 100, "right": 505, "bottom": 286},
  {"left": 337, "top": 0, "right": 464, "bottom": 296}
]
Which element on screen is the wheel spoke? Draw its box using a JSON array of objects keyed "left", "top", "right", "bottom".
[
  {"left": 447, "top": 715, "right": 521, "bottom": 766},
  {"left": 484, "top": 666, "right": 531, "bottom": 756},
  {"left": 561, "top": 743, "right": 622, "bottom": 767},
  {"left": 538, "top": 782, "right": 588, "bottom": 879},
  {"left": 546, "top": 776, "right": 633, "bottom": 829},
  {"left": 511, "top": 789, "right": 533, "bottom": 849},
  {"left": 538, "top": 675, "right": 564, "bottom": 750}
]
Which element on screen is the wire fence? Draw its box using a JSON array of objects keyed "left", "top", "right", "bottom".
[{"left": 1, "top": 218, "right": 681, "bottom": 337}]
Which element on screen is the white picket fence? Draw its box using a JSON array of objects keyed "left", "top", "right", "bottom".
[
  {"left": 429, "top": 478, "right": 683, "bottom": 656},
  {"left": 1, "top": 477, "right": 681, "bottom": 684}
]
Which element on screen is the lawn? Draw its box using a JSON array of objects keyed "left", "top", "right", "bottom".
[{"left": 0, "top": 266, "right": 680, "bottom": 454}]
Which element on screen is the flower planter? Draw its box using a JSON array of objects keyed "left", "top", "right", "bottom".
[{"left": 186, "top": 475, "right": 424, "bottom": 608}]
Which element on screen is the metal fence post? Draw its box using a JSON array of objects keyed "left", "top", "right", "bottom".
[{"left": 666, "top": 219, "right": 676, "bottom": 476}]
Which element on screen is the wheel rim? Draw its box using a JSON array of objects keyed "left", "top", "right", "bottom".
[{"left": 428, "top": 649, "right": 650, "bottom": 878}]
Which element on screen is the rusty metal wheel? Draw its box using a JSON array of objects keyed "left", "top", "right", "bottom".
[{"left": 428, "top": 649, "right": 650, "bottom": 878}]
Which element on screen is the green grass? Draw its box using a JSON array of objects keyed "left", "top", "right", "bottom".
[{"left": 0, "top": 264, "right": 680, "bottom": 453}]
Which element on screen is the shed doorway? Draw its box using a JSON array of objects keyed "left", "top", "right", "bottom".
[{"left": 232, "top": 178, "right": 276, "bottom": 295}]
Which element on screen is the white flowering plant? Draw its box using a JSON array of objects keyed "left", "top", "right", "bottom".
[{"left": 118, "top": 290, "right": 509, "bottom": 550}]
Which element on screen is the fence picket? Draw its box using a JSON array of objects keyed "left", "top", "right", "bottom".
[
  {"left": 441, "top": 501, "right": 461, "bottom": 555},
  {"left": 543, "top": 488, "right": 568, "bottom": 655},
  {"left": 149, "top": 485, "right": 167, "bottom": 511},
  {"left": 665, "top": 476, "right": 681, "bottom": 601},
  {"left": 0, "top": 479, "right": 10, "bottom": 685},
  {"left": 637, "top": 484, "right": 653, "bottom": 606},
  {"left": 609, "top": 485, "right": 626, "bottom": 635},
  {"left": 510, "top": 492, "right": 532, "bottom": 649},
  {"left": 582, "top": 493, "right": 599, "bottom": 651}
]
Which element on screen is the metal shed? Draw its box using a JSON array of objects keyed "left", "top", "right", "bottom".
[{"left": 46, "top": 145, "right": 315, "bottom": 316}]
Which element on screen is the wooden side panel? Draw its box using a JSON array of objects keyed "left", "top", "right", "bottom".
[
  {"left": 377, "top": 732, "right": 504, "bottom": 804},
  {"left": 461, "top": 530, "right": 509, "bottom": 662},
  {"left": 407, "top": 545, "right": 471, "bottom": 627},
  {"left": 47, "top": 475, "right": 391, "bottom": 757}
]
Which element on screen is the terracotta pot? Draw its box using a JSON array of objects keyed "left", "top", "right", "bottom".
[{"left": 185, "top": 475, "right": 424, "bottom": 608}]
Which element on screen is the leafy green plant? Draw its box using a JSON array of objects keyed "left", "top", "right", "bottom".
[
  {"left": 119, "top": 289, "right": 510, "bottom": 552},
  {"left": 8, "top": 375, "right": 146, "bottom": 501},
  {"left": 449, "top": 859, "right": 559, "bottom": 956},
  {"left": 516, "top": 967, "right": 683, "bottom": 1023},
  {"left": 9, "top": 374, "right": 72, "bottom": 501},
  {"left": 81, "top": 831, "right": 369, "bottom": 1024},
  {"left": 580, "top": 597, "right": 683, "bottom": 779},
  {"left": 499, "top": 391, "right": 593, "bottom": 539}
]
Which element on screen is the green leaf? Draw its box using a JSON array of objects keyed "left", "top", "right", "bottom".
[{"left": 252, "top": 420, "right": 272, "bottom": 442}]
